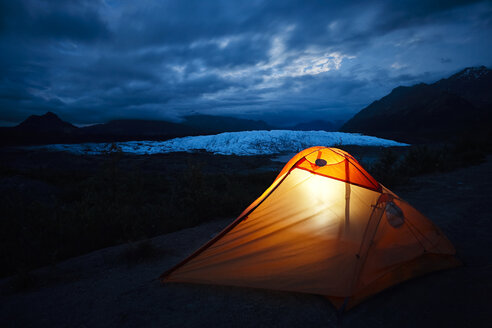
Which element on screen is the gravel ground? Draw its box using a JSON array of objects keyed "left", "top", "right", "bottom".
[{"left": 0, "top": 156, "right": 491, "bottom": 328}]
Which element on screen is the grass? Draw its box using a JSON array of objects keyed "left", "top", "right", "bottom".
[
  {"left": 0, "top": 152, "right": 277, "bottom": 278},
  {"left": 1, "top": 137, "right": 489, "bottom": 279},
  {"left": 367, "top": 138, "right": 489, "bottom": 187}
]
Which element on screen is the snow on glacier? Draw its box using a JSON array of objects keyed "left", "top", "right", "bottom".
[{"left": 34, "top": 130, "right": 408, "bottom": 156}]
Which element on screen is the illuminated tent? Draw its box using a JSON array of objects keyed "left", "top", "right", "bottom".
[{"left": 160, "top": 147, "right": 460, "bottom": 310}]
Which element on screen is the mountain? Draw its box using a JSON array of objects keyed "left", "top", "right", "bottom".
[
  {"left": 287, "top": 119, "right": 338, "bottom": 131},
  {"left": 0, "top": 113, "right": 274, "bottom": 146},
  {"left": 80, "top": 115, "right": 272, "bottom": 137},
  {"left": 16, "top": 112, "right": 77, "bottom": 134},
  {"left": 182, "top": 114, "right": 272, "bottom": 133},
  {"left": 341, "top": 66, "right": 492, "bottom": 143},
  {"left": 436, "top": 66, "right": 492, "bottom": 108},
  {"left": 0, "top": 112, "right": 80, "bottom": 146},
  {"left": 79, "top": 119, "right": 200, "bottom": 138}
]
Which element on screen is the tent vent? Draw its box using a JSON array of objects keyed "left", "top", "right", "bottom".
[
  {"left": 315, "top": 159, "right": 327, "bottom": 167},
  {"left": 385, "top": 202, "right": 404, "bottom": 228}
]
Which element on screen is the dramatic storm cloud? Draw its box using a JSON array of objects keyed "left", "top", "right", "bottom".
[{"left": 1, "top": 0, "right": 491, "bottom": 125}]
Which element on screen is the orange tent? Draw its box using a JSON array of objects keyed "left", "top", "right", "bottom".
[{"left": 160, "top": 147, "right": 460, "bottom": 310}]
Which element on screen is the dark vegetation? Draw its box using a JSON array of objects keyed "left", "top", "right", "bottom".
[
  {"left": 0, "top": 149, "right": 278, "bottom": 278},
  {"left": 1, "top": 138, "right": 490, "bottom": 281},
  {"left": 367, "top": 138, "right": 490, "bottom": 187},
  {"left": 2, "top": 145, "right": 491, "bottom": 328}
]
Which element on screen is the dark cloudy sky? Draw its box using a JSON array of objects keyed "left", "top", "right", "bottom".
[{"left": 1, "top": 0, "right": 491, "bottom": 126}]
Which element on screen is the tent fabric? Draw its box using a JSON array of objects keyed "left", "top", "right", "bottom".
[{"left": 160, "top": 147, "right": 460, "bottom": 310}]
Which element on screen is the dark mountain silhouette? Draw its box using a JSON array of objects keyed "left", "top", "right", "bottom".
[
  {"left": 79, "top": 115, "right": 272, "bottom": 138},
  {"left": 16, "top": 112, "right": 77, "bottom": 133},
  {"left": 0, "top": 112, "right": 79, "bottom": 145},
  {"left": 0, "top": 113, "right": 274, "bottom": 146},
  {"left": 341, "top": 66, "right": 492, "bottom": 143},
  {"left": 287, "top": 119, "right": 339, "bottom": 131},
  {"left": 435, "top": 66, "right": 492, "bottom": 108},
  {"left": 182, "top": 114, "right": 272, "bottom": 133},
  {"left": 79, "top": 119, "right": 200, "bottom": 137}
]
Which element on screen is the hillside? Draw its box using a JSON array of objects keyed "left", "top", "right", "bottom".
[
  {"left": 79, "top": 119, "right": 200, "bottom": 138},
  {"left": 16, "top": 112, "right": 77, "bottom": 133},
  {"left": 0, "top": 113, "right": 273, "bottom": 146},
  {"left": 182, "top": 115, "right": 272, "bottom": 133},
  {"left": 287, "top": 119, "right": 339, "bottom": 131},
  {"left": 341, "top": 66, "right": 492, "bottom": 143},
  {"left": 0, "top": 112, "right": 80, "bottom": 145}
]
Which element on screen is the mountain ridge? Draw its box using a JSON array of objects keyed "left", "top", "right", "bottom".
[
  {"left": 341, "top": 66, "right": 492, "bottom": 142},
  {"left": 0, "top": 113, "right": 274, "bottom": 146},
  {"left": 285, "top": 119, "right": 340, "bottom": 131},
  {"left": 16, "top": 112, "right": 77, "bottom": 133}
]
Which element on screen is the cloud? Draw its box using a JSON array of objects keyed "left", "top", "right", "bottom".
[
  {"left": 0, "top": 0, "right": 110, "bottom": 42},
  {"left": 391, "top": 62, "right": 407, "bottom": 70},
  {"left": 0, "top": 0, "right": 491, "bottom": 125}
]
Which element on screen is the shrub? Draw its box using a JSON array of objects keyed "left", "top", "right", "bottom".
[
  {"left": 367, "top": 139, "right": 488, "bottom": 188},
  {"left": 0, "top": 155, "right": 276, "bottom": 278}
]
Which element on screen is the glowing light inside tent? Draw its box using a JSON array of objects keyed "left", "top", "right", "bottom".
[{"left": 290, "top": 169, "right": 346, "bottom": 232}]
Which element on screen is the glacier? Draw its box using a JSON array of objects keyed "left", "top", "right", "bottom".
[{"left": 30, "top": 130, "right": 408, "bottom": 156}]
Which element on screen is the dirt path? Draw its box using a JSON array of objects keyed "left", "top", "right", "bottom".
[{"left": 1, "top": 157, "right": 491, "bottom": 327}]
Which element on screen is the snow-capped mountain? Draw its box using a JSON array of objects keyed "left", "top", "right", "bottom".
[{"left": 341, "top": 66, "right": 492, "bottom": 143}]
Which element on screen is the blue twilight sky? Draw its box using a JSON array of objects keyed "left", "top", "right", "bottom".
[{"left": 0, "top": 0, "right": 491, "bottom": 126}]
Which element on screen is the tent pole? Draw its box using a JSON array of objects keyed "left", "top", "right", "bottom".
[{"left": 345, "top": 159, "right": 351, "bottom": 234}]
